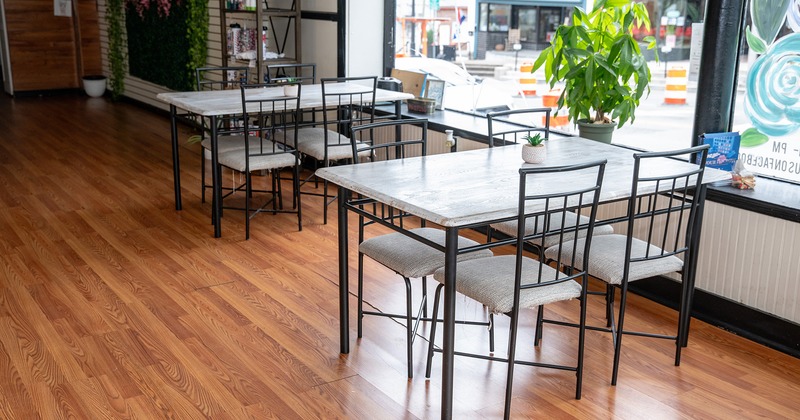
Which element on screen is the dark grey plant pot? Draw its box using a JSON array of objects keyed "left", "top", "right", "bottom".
[{"left": 577, "top": 119, "right": 616, "bottom": 144}]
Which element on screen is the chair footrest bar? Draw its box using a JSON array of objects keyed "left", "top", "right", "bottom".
[{"left": 430, "top": 348, "right": 578, "bottom": 372}]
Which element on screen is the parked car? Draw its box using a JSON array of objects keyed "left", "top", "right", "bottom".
[{"left": 395, "top": 57, "right": 513, "bottom": 114}]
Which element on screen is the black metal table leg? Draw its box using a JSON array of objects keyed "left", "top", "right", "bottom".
[
  {"left": 211, "top": 116, "right": 222, "bottom": 238},
  {"left": 169, "top": 105, "right": 182, "bottom": 211},
  {"left": 339, "top": 186, "right": 351, "bottom": 354},
  {"left": 441, "top": 227, "right": 459, "bottom": 419}
]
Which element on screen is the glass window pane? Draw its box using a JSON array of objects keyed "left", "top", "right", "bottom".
[
  {"left": 488, "top": 5, "right": 511, "bottom": 32},
  {"left": 734, "top": 0, "right": 800, "bottom": 183}
]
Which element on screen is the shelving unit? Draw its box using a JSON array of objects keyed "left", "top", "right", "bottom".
[{"left": 219, "top": 0, "right": 301, "bottom": 83}]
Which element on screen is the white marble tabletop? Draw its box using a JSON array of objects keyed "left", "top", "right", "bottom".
[
  {"left": 156, "top": 83, "right": 413, "bottom": 116},
  {"left": 316, "top": 137, "right": 732, "bottom": 227}
]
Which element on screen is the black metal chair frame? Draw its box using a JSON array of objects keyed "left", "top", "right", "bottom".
[
  {"left": 264, "top": 63, "right": 316, "bottom": 85},
  {"left": 298, "top": 75, "right": 377, "bottom": 224},
  {"left": 541, "top": 144, "right": 710, "bottom": 385},
  {"left": 424, "top": 160, "right": 607, "bottom": 412},
  {"left": 216, "top": 82, "right": 304, "bottom": 239},
  {"left": 486, "top": 107, "right": 551, "bottom": 148},
  {"left": 194, "top": 66, "right": 251, "bottom": 204},
  {"left": 351, "top": 118, "right": 496, "bottom": 378}
]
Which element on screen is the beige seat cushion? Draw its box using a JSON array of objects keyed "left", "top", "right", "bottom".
[
  {"left": 217, "top": 141, "right": 297, "bottom": 172},
  {"left": 360, "top": 227, "right": 493, "bottom": 279},
  {"left": 200, "top": 135, "right": 249, "bottom": 154},
  {"left": 432, "top": 255, "right": 581, "bottom": 314},
  {"left": 293, "top": 127, "right": 369, "bottom": 161},
  {"left": 543, "top": 234, "right": 684, "bottom": 285},
  {"left": 491, "top": 212, "right": 613, "bottom": 249}
]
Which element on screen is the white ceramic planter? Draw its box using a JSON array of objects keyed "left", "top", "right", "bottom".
[
  {"left": 521, "top": 144, "right": 546, "bottom": 163},
  {"left": 283, "top": 84, "right": 299, "bottom": 97},
  {"left": 82, "top": 75, "right": 107, "bottom": 98}
]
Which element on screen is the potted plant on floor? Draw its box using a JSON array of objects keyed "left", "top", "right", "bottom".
[{"left": 533, "top": 0, "right": 656, "bottom": 143}]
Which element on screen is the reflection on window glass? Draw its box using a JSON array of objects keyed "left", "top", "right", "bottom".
[
  {"left": 479, "top": 4, "right": 488, "bottom": 32},
  {"left": 518, "top": 8, "right": 538, "bottom": 43},
  {"left": 489, "top": 5, "right": 510, "bottom": 32}
]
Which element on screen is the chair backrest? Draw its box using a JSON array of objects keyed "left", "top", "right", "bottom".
[
  {"left": 265, "top": 63, "right": 316, "bottom": 84},
  {"left": 622, "top": 144, "right": 710, "bottom": 267},
  {"left": 487, "top": 108, "right": 551, "bottom": 148},
  {"left": 349, "top": 118, "right": 428, "bottom": 163},
  {"left": 239, "top": 82, "right": 302, "bottom": 169},
  {"left": 515, "top": 160, "right": 606, "bottom": 291},
  {"left": 350, "top": 118, "right": 428, "bottom": 230},
  {"left": 320, "top": 76, "right": 378, "bottom": 154},
  {"left": 196, "top": 66, "right": 250, "bottom": 91}
]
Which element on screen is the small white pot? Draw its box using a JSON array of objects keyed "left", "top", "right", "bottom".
[
  {"left": 82, "top": 75, "right": 107, "bottom": 98},
  {"left": 283, "top": 84, "right": 299, "bottom": 97},
  {"left": 522, "top": 144, "right": 546, "bottom": 164}
]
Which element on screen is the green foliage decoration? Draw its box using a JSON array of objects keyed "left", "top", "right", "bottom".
[
  {"left": 533, "top": 0, "right": 657, "bottom": 128},
  {"left": 106, "top": 0, "right": 126, "bottom": 100},
  {"left": 186, "top": 0, "right": 209, "bottom": 89}
]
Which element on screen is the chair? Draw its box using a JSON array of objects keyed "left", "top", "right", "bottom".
[
  {"left": 266, "top": 63, "right": 317, "bottom": 126},
  {"left": 265, "top": 63, "right": 316, "bottom": 84},
  {"left": 425, "top": 160, "right": 607, "bottom": 415},
  {"left": 350, "top": 118, "right": 494, "bottom": 379},
  {"left": 543, "top": 144, "right": 710, "bottom": 385},
  {"left": 485, "top": 108, "right": 612, "bottom": 247},
  {"left": 195, "top": 66, "right": 251, "bottom": 203},
  {"left": 486, "top": 107, "right": 551, "bottom": 148},
  {"left": 215, "top": 82, "right": 304, "bottom": 239},
  {"left": 296, "top": 75, "right": 377, "bottom": 224}
]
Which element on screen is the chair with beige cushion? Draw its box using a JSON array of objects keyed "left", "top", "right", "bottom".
[
  {"left": 486, "top": 108, "right": 614, "bottom": 344},
  {"left": 215, "top": 82, "right": 303, "bottom": 238},
  {"left": 195, "top": 66, "right": 251, "bottom": 203},
  {"left": 350, "top": 118, "right": 494, "bottom": 379},
  {"left": 543, "top": 144, "right": 710, "bottom": 385},
  {"left": 296, "top": 76, "right": 377, "bottom": 224},
  {"left": 425, "top": 160, "right": 607, "bottom": 416}
]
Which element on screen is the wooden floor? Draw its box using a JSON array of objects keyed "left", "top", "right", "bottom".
[{"left": 1, "top": 93, "right": 799, "bottom": 419}]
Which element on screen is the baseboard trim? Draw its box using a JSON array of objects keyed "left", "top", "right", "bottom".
[{"left": 630, "top": 277, "right": 800, "bottom": 359}]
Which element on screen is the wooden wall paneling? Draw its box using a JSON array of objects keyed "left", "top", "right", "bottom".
[
  {"left": 4, "top": 0, "right": 79, "bottom": 91},
  {"left": 74, "top": 0, "right": 103, "bottom": 76}
]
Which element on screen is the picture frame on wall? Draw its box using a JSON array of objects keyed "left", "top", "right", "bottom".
[{"left": 425, "top": 79, "right": 446, "bottom": 110}]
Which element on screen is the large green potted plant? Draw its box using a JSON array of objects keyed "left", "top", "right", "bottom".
[{"left": 533, "top": 0, "right": 656, "bottom": 143}]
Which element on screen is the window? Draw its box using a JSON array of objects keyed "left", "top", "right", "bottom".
[
  {"left": 488, "top": 5, "right": 511, "bottom": 32},
  {"left": 731, "top": 2, "right": 800, "bottom": 183}
]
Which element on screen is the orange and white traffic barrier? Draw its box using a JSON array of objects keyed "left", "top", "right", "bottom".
[
  {"left": 519, "top": 62, "right": 537, "bottom": 96},
  {"left": 541, "top": 89, "right": 568, "bottom": 127},
  {"left": 664, "top": 65, "right": 688, "bottom": 105}
]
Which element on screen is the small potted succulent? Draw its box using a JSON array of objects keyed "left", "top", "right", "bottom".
[
  {"left": 281, "top": 77, "right": 299, "bottom": 96},
  {"left": 521, "top": 133, "right": 546, "bottom": 163}
]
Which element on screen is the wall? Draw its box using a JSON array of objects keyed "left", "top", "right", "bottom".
[
  {"left": 3, "top": 0, "right": 79, "bottom": 91},
  {"left": 345, "top": 0, "right": 382, "bottom": 77}
]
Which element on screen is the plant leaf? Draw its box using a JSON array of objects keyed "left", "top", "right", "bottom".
[
  {"left": 745, "top": 26, "right": 767, "bottom": 54},
  {"left": 740, "top": 127, "right": 770, "bottom": 147}
]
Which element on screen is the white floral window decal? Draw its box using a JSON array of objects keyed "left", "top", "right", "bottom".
[{"left": 742, "top": 0, "right": 800, "bottom": 147}]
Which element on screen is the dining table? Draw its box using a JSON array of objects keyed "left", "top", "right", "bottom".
[
  {"left": 156, "top": 83, "right": 413, "bottom": 237},
  {"left": 315, "top": 137, "right": 731, "bottom": 418}
]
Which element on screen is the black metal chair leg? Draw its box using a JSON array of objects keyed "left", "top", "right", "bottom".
[
  {"left": 357, "top": 253, "right": 365, "bottom": 339},
  {"left": 489, "top": 313, "right": 495, "bottom": 353},
  {"left": 425, "top": 283, "right": 444, "bottom": 378},
  {"left": 404, "top": 276, "right": 414, "bottom": 379},
  {"left": 611, "top": 284, "right": 629, "bottom": 386},
  {"left": 534, "top": 305, "right": 544, "bottom": 346},
  {"left": 422, "top": 276, "right": 428, "bottom": 318},
  {"left": 503, "top": 308, "right": 520, "bottom": 420}
]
